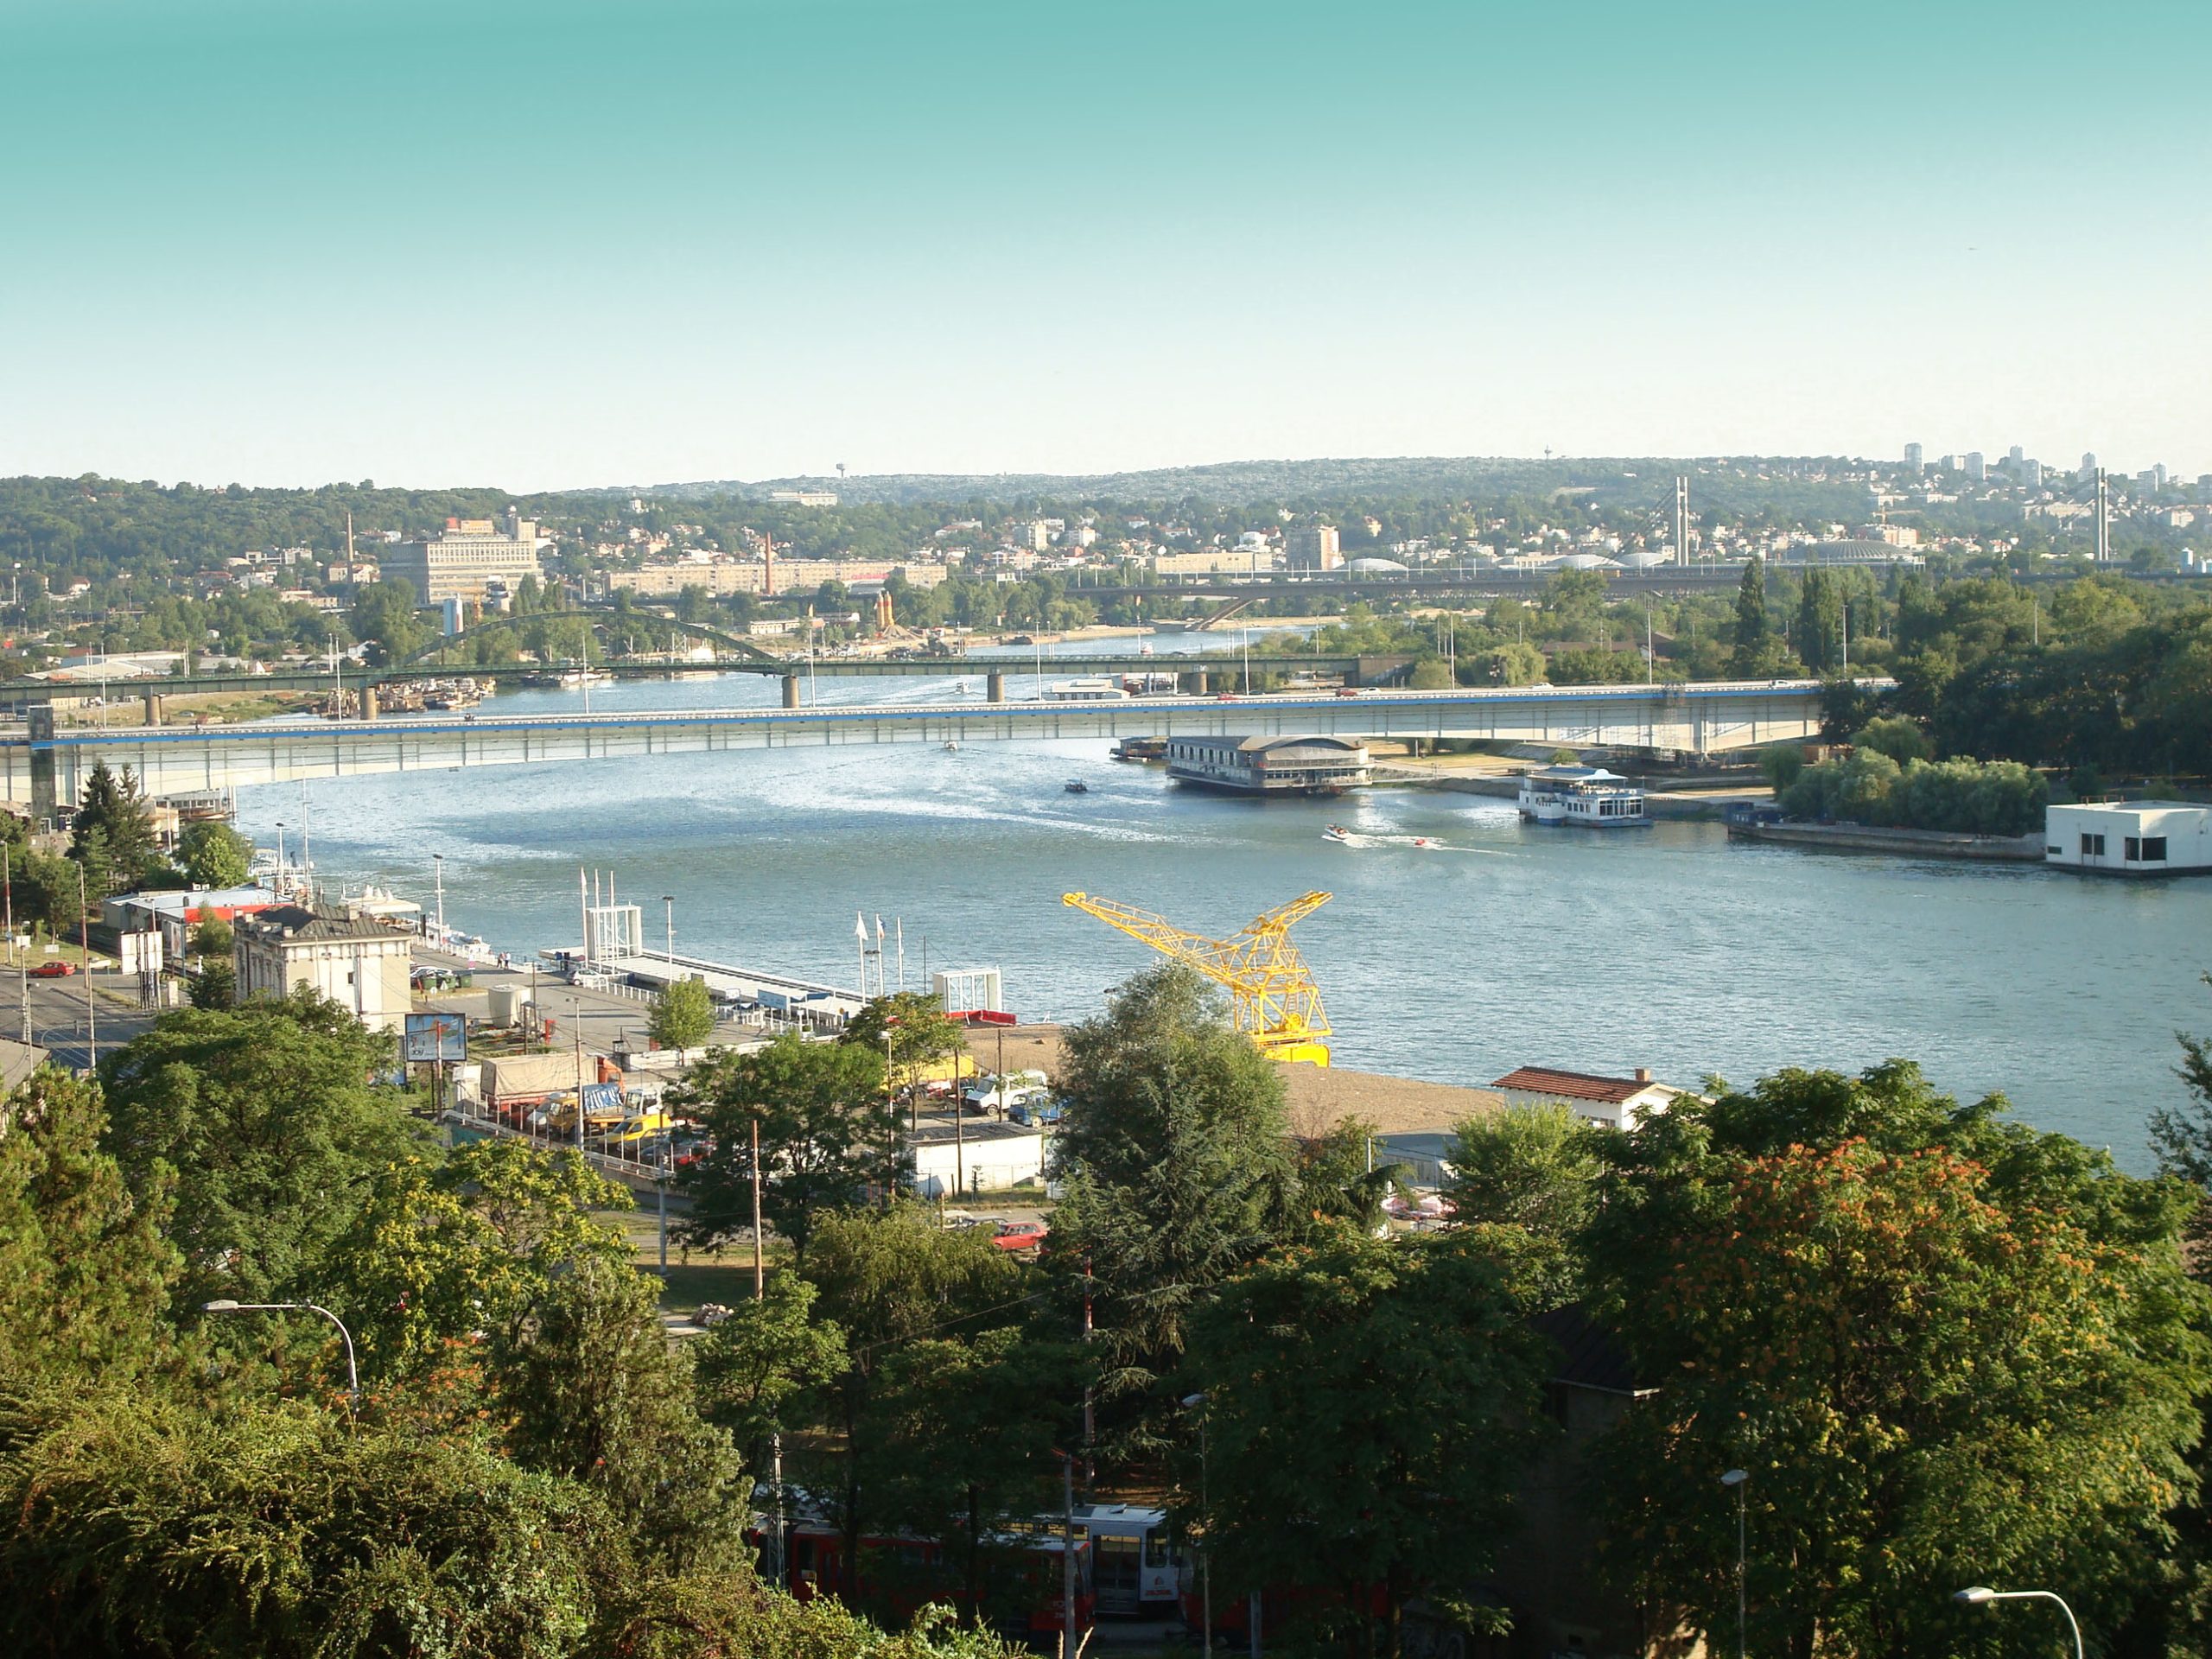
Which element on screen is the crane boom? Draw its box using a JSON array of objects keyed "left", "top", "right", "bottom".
[{"left": 1061, "top": 890, "right": 1333, "bottom": 1065}]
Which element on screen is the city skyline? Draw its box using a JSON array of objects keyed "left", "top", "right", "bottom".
[{"left": 5, "top": 0, "right": 2209, "bottom": 490}]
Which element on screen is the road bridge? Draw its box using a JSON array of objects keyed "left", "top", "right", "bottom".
[{"left": 3, "top": 679, "right": 1840, "bottom": 810}]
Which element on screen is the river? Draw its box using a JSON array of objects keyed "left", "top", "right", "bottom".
[{"left": 234, "top": 634, "right": 2212, "bottom": 1171}]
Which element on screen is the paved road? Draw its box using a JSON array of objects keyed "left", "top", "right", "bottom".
[{"left": 1, "top": 961, "right": 162, "bottom": 1070}]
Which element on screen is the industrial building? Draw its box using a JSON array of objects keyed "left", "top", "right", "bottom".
[
  {"left": 1163, "top": 734, "right": 1370, "bottom": 795},
  {"left": 2045, "top": 802, "right": 2212, "bottom": 875},
  {"left": 907, "top": 1120, "right": 1045, "bottom": 1199}
]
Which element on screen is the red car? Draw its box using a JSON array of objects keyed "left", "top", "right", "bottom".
[
  {"left": 992, "top": 1219, "right": 1048, "bottom": 1253},
  {"left": 29, "top": 961, "right": 78, "bottom": 977}
]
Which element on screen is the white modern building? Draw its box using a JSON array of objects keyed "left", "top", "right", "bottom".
[
  {"left": 2046, "top": 802, "right": 2212, "bottom": 876},
  {"left": 386, "top": 508, "right": 547, "bottom": 603},
  {"left": 232, "top": 904, "right": 415, "bottom": 1033}
]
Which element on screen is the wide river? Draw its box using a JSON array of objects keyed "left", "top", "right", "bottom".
[{"left": 236, "top": 634, "right": 2212, "bottom": 1171}]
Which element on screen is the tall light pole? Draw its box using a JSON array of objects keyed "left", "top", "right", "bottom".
[
  {"left": 76, "top": 863, "right": 94, "bottom": 1060},
  {"left": 1955, "top": 1586, "right": 2084, "bottom": 1659},
  {"left": 661, "top": 893, "right": 675, "bottom": 963},
  {"left": 1720, "top": 1468, "right": 1748, "bottom": 1659},
  {"left": 203, "top": 1299, "right": 360, "bottom": 1412},
  {"left": 1182, "top": 1392, "right": 1211, "bottom": 1656},
  {"left": 432, "top": 853, "right": 446, "bottom": 941}
]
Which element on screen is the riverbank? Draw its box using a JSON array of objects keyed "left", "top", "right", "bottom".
[{"left": 1726, "top": 820, "right": 2045, "bottom": 862}]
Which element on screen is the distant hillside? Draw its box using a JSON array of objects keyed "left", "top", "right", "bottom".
[{"left": 635, "top": 454, "right": 1877, "bottom": 510}]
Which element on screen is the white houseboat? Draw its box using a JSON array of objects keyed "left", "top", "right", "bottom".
[
  {"left": 1516, "top": 765, "right": 1649, "bottom": 826},
  {"left": 1044, "top": 676, "right": 1132, "bottom": 702}
]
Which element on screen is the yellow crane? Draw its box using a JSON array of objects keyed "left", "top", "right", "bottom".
[{"left": 1061, "top": 890, "right": 1335, "bottom": 1066}]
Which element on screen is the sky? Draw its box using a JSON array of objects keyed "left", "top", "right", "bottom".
[{"left": 3, "top": 0, "right": 2208, "bottom": 491}]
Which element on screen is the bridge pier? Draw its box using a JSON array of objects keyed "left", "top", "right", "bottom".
[
  {"left": 27, "top": 706, "right": 55, "bottom": 823},
  {"left": 362, "top": 687, "right": 378, "bottom": 720},
  {"left": 782, "top": 674, "right": 801, "bottom": 709},
  {"left": 1191, "top": 668, "right": 1209, "bottom": 695},
  {"left": 986, "top": 670, "right": 1006, "bottom": 704},
  {"left": 143, "top": 692, "right": 163, "bottom": 727}
]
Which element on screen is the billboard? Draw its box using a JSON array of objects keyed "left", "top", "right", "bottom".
[{"left": 404, "top": 1012, "right": 467, "bottom": 1064}]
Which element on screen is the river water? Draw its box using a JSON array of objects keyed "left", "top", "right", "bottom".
[{"left": 235, "top": 634, "right": 2212, "bottom": 1171}]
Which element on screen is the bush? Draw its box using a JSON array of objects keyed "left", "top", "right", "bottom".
[
  {"left": 1851, "top": 715, "right": 1932, "bottom": 765},
  {"left": 1783, "top": 753, "right": 2045, "bottom": 836}
]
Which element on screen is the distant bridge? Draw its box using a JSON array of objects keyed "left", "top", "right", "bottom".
[{"left": 3, "top": 679, "right": 1840, "bottom": 811}]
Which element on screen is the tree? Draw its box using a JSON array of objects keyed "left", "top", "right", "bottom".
[
  {"left": 1046, "top": 966, "right": 1294, "bottom": 1427},
  {"left": 189, "top": 913, "right": 233, "bottom": 959},
  {"left": 1443, "top": 1103, "right": 1606, "bottom": 1303},
  {"left": 844, "top": 990, "right": 969, "bottom": 1106},
  {"left": 1849, "top": 713, "right": 1930, "bottom": 764},
  {"left": 97, "top": 988, "right": 427, "bottom": 1308},
  {"left": 187, "top": 957, "right": 234, "bottom": 1008},
  {"left": 0, "top": 1067, "right": 178, "bottom": 1385},
  {"left": 648, "top": 976, "right": 715, "bottom": 1051},
  {"left": 1730, "top": 556, "right": 1769, "bottom": 674},
  {"left": 349, "top": 578, "right": 429, "bottom": 666},
  {"left": 175, "top": 820, "right": 252, "bottom": 888},
  {"left": 692, "top": 1271, "right": 848, "bottom": 1475},
  {"left": 671, "top": 1032, "right": 899, "bottom": 1259},
  {"left": 68, "top": 759, "right": 159, "bottom": 893},
  {"left": 1796, "top": 568, "right": 1843, "bottom": 673},
  {"left": 1585, "top": 1062, "right": 2211, "bottom": 1659},
  {"left": 1185, "top": 1230, "right": 1552, "bottom": 1656},
  {"left": 491, "top": 1253, "right": 747, "bottom": 1569}
]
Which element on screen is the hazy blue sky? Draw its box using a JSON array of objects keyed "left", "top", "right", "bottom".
[{"left": 3, "top": 0, "right": 2206, "bottom": 489}]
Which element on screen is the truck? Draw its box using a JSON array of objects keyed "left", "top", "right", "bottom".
[{"left": 483, "top": 1052, "right": 594, "bottom": 1120}]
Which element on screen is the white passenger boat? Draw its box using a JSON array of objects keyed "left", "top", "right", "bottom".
[{"left": 1516, "top": 766, "right": 1649, "bottom": 827}]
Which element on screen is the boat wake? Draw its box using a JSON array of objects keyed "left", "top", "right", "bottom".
[{"left": 1323, "top": 828, "right": 1514, "bottom": 857}]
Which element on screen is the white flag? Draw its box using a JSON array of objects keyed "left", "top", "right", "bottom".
[
  {"left": 874, "top": 914, "right": 885, "bottom": 946},
  {"left": 854, "top": 910, "right": 868, "bottom": 942}
]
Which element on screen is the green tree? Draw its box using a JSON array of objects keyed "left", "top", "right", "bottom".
[
  {"left": 1755, "top": 742, "right": 1805, "bottom": 793},
  {"left": 1443, "top": 1103, "right": 1606, "bottom": 1303},
  {"left": 672, "top": 1032, "right": 899, "bottom": 1259},
  {"left": 493, "top": 1252, "right": 747, "bottom": 1569},
  {"left": 1585, "top": 1062, "right": 2211, "bottom": 1659},
  {"left": 188, "top": 957, "right": 235, "bottom": 1008},
  {"left": 648, "top": 976, "right": 715, "bottom": 1051},
  {"left": 692, "top": 1271, "right": 848, "bottom": 1475},
  {"left": 0, "top": 1068, "right": 179, "bottom": 1385},
  {"left": 175, "top": 820, "right": 252, "bottom": 888},
  {"left": 1046, "top": 966, "right": 1294, "bottom": 1427},
  {"left": 68, "top": 759, "right": 159, "bottom": 893},
  {"left": 1850, "top": 713, "right": 1932, "bottom": 763},
  {"left": 97, "top": 988, "right": 427, "bottom": 1307},
  {"left": 1186, "top": 1230, "right": 1552, "bottom": 1656},
  {"left": 349, "top": 578, "right": 429, "bottom": 666},
  {"left": 1730, "top": 555, "right": 1769, "bottom": 674},
  {"left": 189, "top": 913, "right": 233, "bottom": 959},
  {"left": 844, "top": 989, "right": 969, "bottom": 1107}
]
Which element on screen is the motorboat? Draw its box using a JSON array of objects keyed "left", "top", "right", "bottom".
[
  {"left": 942, "top": 741, "right": 960, "bottom": 752},
  {"left": 1322, "top": 824, "right": 1353, "bottom": 843},
  {"left": 1064, "top": 779, "right": 1090, "bottom": 794},
  {"left": 1412, "top": 837, "right": 1440, "bottom": 849}
]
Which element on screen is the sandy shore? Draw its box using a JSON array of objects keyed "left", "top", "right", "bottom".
[{"left": 963, "top": 1023, "right": 1500, "bottom": 1139}]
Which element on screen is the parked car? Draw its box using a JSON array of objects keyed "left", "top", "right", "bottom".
[
  {"left": 1008, "top": 1096, "right": 1065, "bottom": 1127},
  {"left": 29, "top": 961, "right": 77, "bottom": 977},
  {"left": 992, "top": 1220, "right": 1048, "bottom": 1253}
]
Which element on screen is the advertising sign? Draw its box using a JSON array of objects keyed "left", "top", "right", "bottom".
[{"left": 404, "top": 1012, "right": 467, "bottom": 1064}]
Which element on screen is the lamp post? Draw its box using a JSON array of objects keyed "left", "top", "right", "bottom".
[
  {"left": 1720, "top": 1469, "right": 1748, "bottom": 1659},
  {"left": 432, "top": 852, "right": 446, "bottom": 941},
  {"left": 203, "top": 1299, "right": 360, "bottom": 1411},
  {"left": 1182, "top": 1392, "right": 1211, "bottom": 1656},
  {"left": 1954, "top": 1587, "right": 2084, "bottom": 1659},
  {"left": 661, "top": 893, "right": 674, "bottom": 963}
]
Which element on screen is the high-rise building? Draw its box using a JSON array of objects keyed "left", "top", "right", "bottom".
[
  {"left": 1965, "top": 452, "right": 1986, "bottom": 482},
  {"left": 1904, "top": 442, "right": 1924, "bottom": 472},
  {"left": 2154, "top": 463, "right": 2169, "bottom": 492},
  {"left": 1285, "top": 524, "right": 1342, "bottom": 571},
  {"left": 2082, "top": 452, "right": 2098, "bottom": 474},
  {"left": 2022, "top": 459, "right": 2043, "bottom": 488},
  {"left": 387, "top": 508, "right": 547, "bottom": 603},
  {"left": 2008, "top": 445, "right": 2024, "bottom": 467}
]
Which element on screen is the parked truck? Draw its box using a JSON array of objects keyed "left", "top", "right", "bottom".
[{"left": 484, "top": 1052, "right": 593, "bottom": 1122}]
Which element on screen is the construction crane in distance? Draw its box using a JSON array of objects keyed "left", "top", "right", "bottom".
[{"left": 1061, "top": 890, "right": 1334, "bottom": 1066}]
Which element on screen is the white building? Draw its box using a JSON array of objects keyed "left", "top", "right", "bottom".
[
  {"left": 232, "top": 904, "right": 415, "bottom": 1033},
  {"left": 2045, "top": 802, "right": 2212, "bottom": 876},
  {"left": 1490, "top": 1065, "right": 1686, "bottom": 1131},
  {"left": 907, "top": 1120, "right": 1045, "bottom": 1199},
  {"left": 386, "top": 508, "right": 547, "bottom": 603}
]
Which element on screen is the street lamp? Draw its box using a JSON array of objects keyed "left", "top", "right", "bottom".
[
  {"left": 1182, "top": 1392, "right": 1211, "bottom": 1656},
  {"left": 1720, "top": 1469, "right": 1748, "bottom": 1659},
  {"left": 203, "top": 1299, "right": 360, "bottom": 1411},
  {"left": 1955, "top": 1587, "right": 2084, "bottom": 1659},
  {"left": 662, "top": 893, "right": 675, "bottom": 963}
]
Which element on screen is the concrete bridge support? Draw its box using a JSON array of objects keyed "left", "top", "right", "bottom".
[
  {"left": 362, "top": 687, "right": 379, "bottom": 720},
  {"left": 782, "top": 674, "right": 802, "bottom": 709},
  {"left": 987, "top": 670, "right": 1006, "bottom": 704},
  {"left": 143, "top": 692, "right": 163, "bottom": 727}
]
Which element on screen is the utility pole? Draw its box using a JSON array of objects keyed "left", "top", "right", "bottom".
[{"left": 77, "top": 864, "right": 95, "bottom": 1061}]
